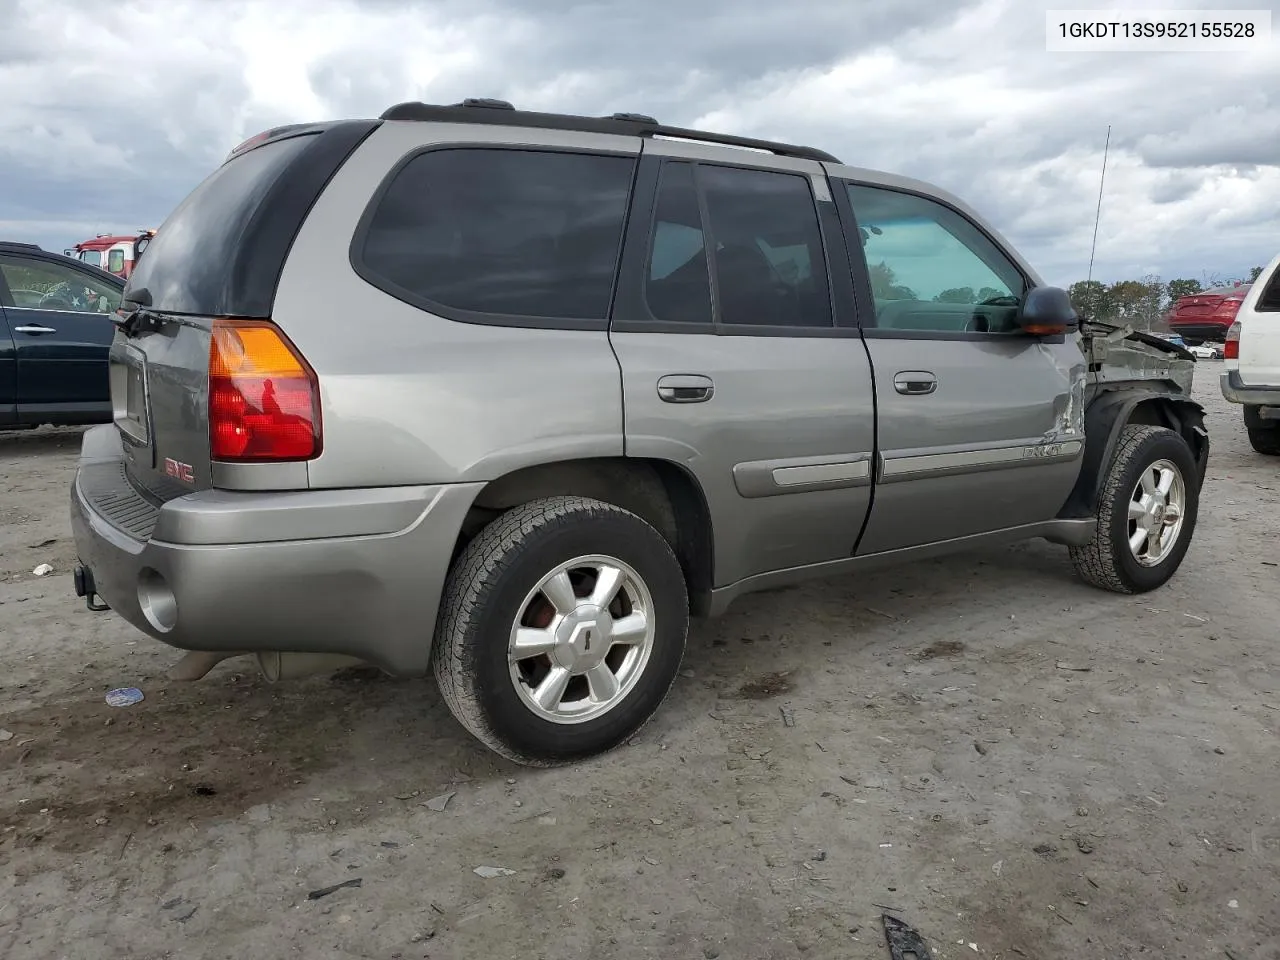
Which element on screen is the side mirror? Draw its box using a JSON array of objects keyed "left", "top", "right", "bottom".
[{"left": 1016, "top": 286, "right": 1078, "bottom": 336}]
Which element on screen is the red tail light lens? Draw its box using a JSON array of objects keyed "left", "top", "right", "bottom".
[
  {"left": 209, "top": 319, "right": 321, "bottom": 461},
  {"left": 1217, "top": 297, "right": 1244, "bottom": 317},
  {"left": 1224, "top": 321, "right": 1241, "bottom": 360}
]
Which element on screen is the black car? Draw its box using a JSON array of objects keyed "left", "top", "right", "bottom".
[{"left": 0, "top": 241, "right": 124, "bottom": 429}]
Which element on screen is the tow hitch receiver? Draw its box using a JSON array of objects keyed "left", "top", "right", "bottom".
[{"left": 73, "top": 563, "right": 110, "bottom": 612}]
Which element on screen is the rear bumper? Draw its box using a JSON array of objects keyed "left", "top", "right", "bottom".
[
  {"left": 1220, "top": 370, "right": 1280, "bottom": 408},
  {"left": 1169, "top": 320, "right": 1230, "bottom": 342},
  {"left": 69, "top": 425, "right": 483, "bottom": 676}
]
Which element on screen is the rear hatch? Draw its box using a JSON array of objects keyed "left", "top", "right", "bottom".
[{"left": 110, "top": 119, "right": 378, "bottom": 502}]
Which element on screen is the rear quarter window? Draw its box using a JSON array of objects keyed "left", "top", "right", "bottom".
[
  {"left": 1257, "top": 267, "right": 1280, "bottom": 313},
  {"left": 353, "top": 148, "right": 637, "bottom": 325}
]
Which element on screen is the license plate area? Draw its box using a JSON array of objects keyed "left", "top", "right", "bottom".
[{"left": 111, "top": 344, "right": 151, "bottom": 447}]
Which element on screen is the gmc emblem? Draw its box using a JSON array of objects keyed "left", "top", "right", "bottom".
[{"left": 164, "top": 457, "right": 195, "bottom": 484}]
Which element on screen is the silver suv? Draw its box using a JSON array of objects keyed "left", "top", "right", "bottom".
[{"left": 70, "top": 99, "right": 1208, "bottom": 765}]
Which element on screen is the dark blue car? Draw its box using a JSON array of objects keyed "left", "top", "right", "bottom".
[{"left": 0, "top": 241, "right": 124, "bottom": 428}]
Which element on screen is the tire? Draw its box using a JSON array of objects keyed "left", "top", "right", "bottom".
[
  {"left": 432, "top": 496, "right": 689, "bottom": 765},
  {"left": 1069, "top": 425, "right": 1199, "bottom": 594},
  {"left": 1244, "top": 405, "right": 1280, "bottom": 456}
]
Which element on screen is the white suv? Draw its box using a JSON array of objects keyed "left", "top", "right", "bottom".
[{"left": 1221, "top": 252, "right": 1280, "bottom": 454}]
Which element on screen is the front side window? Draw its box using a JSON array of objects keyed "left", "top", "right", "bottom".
[
  {"left": 358, "top": 148, "right": 636, "bottom": 321},
  {"left": 699, "top": 165, "right": 833, "bottom": 328},
  {"left": 845, "top": 183, "right": 1026, "bottom": 333},
  {"left": 0, "top": 255, "right": 122, "bottom": 313},
  {"left": 107, "top": 248, "right": 126, "bottom": 274}
]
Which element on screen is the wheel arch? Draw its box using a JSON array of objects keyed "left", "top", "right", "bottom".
[
  {"left": 1058, "top": 388, "right": 1209, "bottom": 519},
  {"left": 458, "top": 457, "right": 715, "bottom": 615}
]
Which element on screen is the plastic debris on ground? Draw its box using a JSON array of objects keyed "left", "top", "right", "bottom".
[
  {"left": 473, "top": 866, "right": 516, "bottom": 878},
  {"left": 106, "top": 687, "right": 145, "bottom": 707},
  {"left": 423, "top": 791, "right": 455, "bottom": 811},
  {"left": 882, "top": 914, "right": 932, "bottom": 960},
  {"left": 307, "top": 878, "right": 363, "bottom": 900},
  {"left": 32, "top": 563, "right": 53, "bottom": 577}
]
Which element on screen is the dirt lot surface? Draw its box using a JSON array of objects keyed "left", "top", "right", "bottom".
[{"left": 2, "top": 366, "right": 1278, "bottom": 960}]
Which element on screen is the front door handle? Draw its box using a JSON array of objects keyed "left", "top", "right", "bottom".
[
  {"left": 893, "top": 371, "right": 936, "bottom": 396},
  {"left": 657, "top": 374, "right": 714, "bottom": 403},
  {"left": 13, "top": 324, "right": 57, "bottom": 335}
]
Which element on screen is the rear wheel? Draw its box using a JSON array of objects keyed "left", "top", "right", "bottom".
[
  {"left": 433, "top": 496, "right": 688, "bottom": 765},
  {"left": 1070, "top": 425, "right": 1199, "bottom": 594},
  {"left": 1244, "top": 405, "right": 1280, "bottom": 456}
]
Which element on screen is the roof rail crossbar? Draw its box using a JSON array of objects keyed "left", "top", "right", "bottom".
[{"left": 378, "top": 101, "right": 840, "bottom": 163}]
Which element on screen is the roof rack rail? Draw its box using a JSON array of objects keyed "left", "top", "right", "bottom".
[{"left": 378, "top": 100, "right": 840, "bottom": 163}]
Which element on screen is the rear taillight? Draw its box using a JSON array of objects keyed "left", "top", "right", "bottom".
[
  {"left": 1217, "top": 297, "right": 1244, "bottom": 317},
  {"left": 208, "top": 319, "right": 321, "bottom": 461},
  {"left": 1224, "top": 321, "right": 1241, "bottom": 360}
]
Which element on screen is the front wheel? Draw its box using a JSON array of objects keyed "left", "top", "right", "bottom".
[
  {"left": 433, "top": 496, "right": 689, "bottom": 765},
  {"left": 1070, "top": 425, "right": 1200, "bottom": 594}
]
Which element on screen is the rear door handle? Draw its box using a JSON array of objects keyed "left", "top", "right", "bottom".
[
  {"left": 893, "top": 371, "right": 936, "bottom": 396},
  {"left": 657, "top": 374, "right": 714, "bottom": 403},
  {"left": 14, "top": 324, "right": 57, "bottom": 335}
]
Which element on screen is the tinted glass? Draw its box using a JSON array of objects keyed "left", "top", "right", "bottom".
[
  {"left": 699, "top": 165, "right": 832, "bottom": 328},
  {"left": 359, "top": 149, "right": 636, "bottom": 320},
  {"left": 846, "top": 183, "right": 1026, "bottom": 333},
  {"left": 0, "top": 255, "right": 122, "bottom": 313},
  {"left": 1259, "top": 270, "right": 1280, "bottom": 313},
  {"left": 125, "top": 133, "right": 318, "bottom": 313},
  {"left": 645, "top": 162, "right": 713, "bottom": 324}
]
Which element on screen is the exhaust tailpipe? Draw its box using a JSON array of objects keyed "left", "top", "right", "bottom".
[
  {"left": 255, "top": 651, "right": 367, "bottom": 682},
  {"left": 169, "top": 649, "right": 248, "bottom": 681}
]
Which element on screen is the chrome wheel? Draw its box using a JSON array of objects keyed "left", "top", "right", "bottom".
[
  {"left": 508, "top": 554, "right": 656, "bottom": 725},
  {"left": 1127, "top": 458, "right": 1186, "bottom": 567}
]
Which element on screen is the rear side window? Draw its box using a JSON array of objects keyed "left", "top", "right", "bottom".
[
  {"left": 124, "top": 133, "right": 319, "bottom": 314},
  {"left": 645, "top": 162, "right": 713, "bottom": 324},
  {"left": 700, "top": 165, "right": 833, "bottom": 329},
  {"left": 356, "top": 148, "right": 636, "bottom": 322},
  {"left": 1258, "top": 267, "right": 1280, "bottom": 313}
]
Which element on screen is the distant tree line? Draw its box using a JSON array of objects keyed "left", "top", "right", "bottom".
[{"left": 1066, "top": 265, "right": 1264, "bottom": 330}]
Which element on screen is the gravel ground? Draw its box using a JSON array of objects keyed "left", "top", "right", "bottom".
[{"left": 1, "top": 364, "right": 1277, "bottom": 960}]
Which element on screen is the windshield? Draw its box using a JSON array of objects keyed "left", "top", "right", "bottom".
[{"left": 78, "top": 250, "right": 103, "bottom": 268}]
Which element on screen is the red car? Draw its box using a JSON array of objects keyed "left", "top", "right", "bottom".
[{"left": 1167, "top": 282, "right": 1251, "bottom": 345}]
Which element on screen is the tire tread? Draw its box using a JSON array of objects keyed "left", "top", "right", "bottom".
[
  {"left": 432, "top": 496, "right": 686, "bottom": 766},
  {"left": 1069, "top": 424, "right": 1191, "bottom": 594}
]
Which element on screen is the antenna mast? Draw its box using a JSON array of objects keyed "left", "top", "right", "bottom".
[{"left": 1086, "top": 124, "right": 1111, "bottom": 317}]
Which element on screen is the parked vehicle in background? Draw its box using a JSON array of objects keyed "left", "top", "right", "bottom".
[
  {"left": 1168, "top": 281, "right": 1251, "bottom": 345},
  {"left": 0, "top": 241, "right": 124, "bottom": 428},
  {"left": 1190, "top": 343, "right": 1222, "bottom": 360},
  {"left": 65, "top": 231, "right": 156, "bottom": 279},
  {"left": 1220, "top": 252, "right": 1280, "bottom": 454},
  {"left": 70, "top": 100, "right": 1208, "bottom": 766}
]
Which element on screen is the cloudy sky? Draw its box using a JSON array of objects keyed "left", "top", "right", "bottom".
[{"left": 2, "top": 0, "right": 1277, "bottom": 288}]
